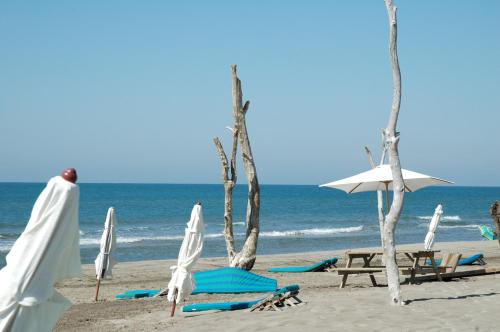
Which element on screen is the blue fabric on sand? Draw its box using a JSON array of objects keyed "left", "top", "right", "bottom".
[
  {"left": 192, "top": 267, "right": 277, "bottom": 294},
  {"left": 267, "top": 258, "right": 338, "bottom": 273},
  {"left": 116, "top": 289, "right": 160, "bottom": 299},
  {"left": 182, "top": 285, "right": 300, "bottom": 312},
  {"left": 116, "top": 267, "right": 277, "bottom": 299},
  {"left": 428, "top": 253, "right": 484, "bottom": 266}
]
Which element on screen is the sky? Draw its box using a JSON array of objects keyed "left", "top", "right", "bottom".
[{"left": 0, "top": 1, "right": 499, "bottom": 185}]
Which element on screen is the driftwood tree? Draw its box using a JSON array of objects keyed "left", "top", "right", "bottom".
[
  {"left": 213, "top": 65, "right": 260, "bottom": 270},
  {"left": 490, "top": 202, "right": 500, "bottom": 247},
  {"left": 382, "top": 0, "right": 405, "bottom": 305}
]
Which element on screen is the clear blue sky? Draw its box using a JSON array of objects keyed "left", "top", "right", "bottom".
[{"left": 1, "top": 1, "right": 499, "bottom": 185}]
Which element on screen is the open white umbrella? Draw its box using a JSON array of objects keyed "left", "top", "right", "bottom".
[
  {"left": 94, "top": 207, "right": 117, "bottom": 301},
  {"left": 320, "top": 164, "right": 453, "bottom": 212},
  {"left": 0, "top": 175, "right": 81, "bottom": 332},
  {"left": 424, "top": 204, "right": 443, "bottom": 250},
  {"left": 167, "top": 202, "right": 204, "bottom": 316}
]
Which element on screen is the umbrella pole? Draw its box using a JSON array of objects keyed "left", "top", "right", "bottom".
[
  {"left": 94, "top": 278, "right": 101, "bottom": 302},
  {"left": 170, "top": 288, "right": 178, "bottom": 317},
  {"left": 385, "top": 183, "right": 390, "bottom": 214}
]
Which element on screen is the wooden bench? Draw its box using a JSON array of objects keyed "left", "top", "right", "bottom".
[
  {"left": 335, "top": 266, "right": 444, "bottom": 288},
  {"left": 336, "top": 267, "right": 385, "bottom": 288},
  {"left": 400, "top": 266, "right": 447, "bottom": 275}
]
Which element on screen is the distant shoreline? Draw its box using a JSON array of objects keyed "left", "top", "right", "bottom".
[{"left": 76, "top": 239, "right": 496, "bottom": 267}]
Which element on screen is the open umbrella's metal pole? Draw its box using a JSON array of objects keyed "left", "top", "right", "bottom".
[
  {"left": 170, "top": 288, "right": 178, "bottom": 317},
  {"left": 384, "top": 182, "right": 390, "bottom": 214}
]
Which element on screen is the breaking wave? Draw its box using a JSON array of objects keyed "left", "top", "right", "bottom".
[
  {"left": 79, "top": 233, "right": 225, "bottom": 246},
  {"left": 438, "top": 224, "right": 480, "bottom": 229},
  {"left": 260, "top": 226, "right": 363, "bottom": 238},
  {"left": 417, "top": 215, "right": 462, "bottom": 221},
  {"left": 0, "top": 244, "right": 13, "bottom": 252},
  {"left": 78, "top": 226, "right": 363, "bottom": 247}
]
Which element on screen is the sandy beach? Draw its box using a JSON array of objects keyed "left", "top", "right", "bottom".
[{"left": 54, "top": 240, "right": 500, "bottom": 332}]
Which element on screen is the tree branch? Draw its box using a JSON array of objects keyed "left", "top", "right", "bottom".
[
  {"left": 214, "top": 137, "right": 229, "bottom": 183},
  {"left": 230, "top": 129, "right": 238, "bottom": 182},
  {"left": 213, "top": 137, "right": 236, "bottom": 261},
  {"left": 364, "top": 146, "right": 376, "bottom": 168},
  {"left": 243, "top": 100, "right": 250, "bottom": 114}
]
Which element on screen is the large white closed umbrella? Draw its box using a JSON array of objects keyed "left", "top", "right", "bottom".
[
  {"left": 424, "top": 204, "right": 443, "bottom": 250},
  {"left": 320, "top": 164, "right": 453, "bottom": 212},
  {"left": 94, "top": 207, "right": 117, "bottom": 301},
  {"left": 0, "top": 175, "right": 81, "bottom": 332},
  {"left": 167, "top": 202, "right": 204, "bottom": 316}
]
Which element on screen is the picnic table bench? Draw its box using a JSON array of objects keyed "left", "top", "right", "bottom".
[{"left": 336, "top": 249, "right": 444, "bottom": 288}]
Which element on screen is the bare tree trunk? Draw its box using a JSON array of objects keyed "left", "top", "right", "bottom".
[
  {"left": 213, "top": 65, "right": 260, "bottom": 270},
  {"left": 383, "top": 0, "right": 405, "bottom": 306},
  {"left": 213, "top": 130, "right": 238, "bottom": 262},
  {"left": 490, "top": 201, "right": 500, "bottom": 247}
]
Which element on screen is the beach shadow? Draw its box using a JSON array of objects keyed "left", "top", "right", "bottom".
[
  {"left": 401, "top": 277, "right": 468, "bottom": 285},
  {"left": 405, "top": 292, "right": 499, "bottom": 305}
]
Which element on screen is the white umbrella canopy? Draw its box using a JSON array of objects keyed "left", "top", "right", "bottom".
[
  {"left": 0, "top": 176, "right": 81, "bottom": 332},
  {"left": 320, "top": 164, "right": 453, "bottom": 193},
  {"left": 424, "top": 204, "right": 443, "bottom": 250},
  {"left": 95, "top": 207, "right": 117, "bottom": 280},
  {"left": 167, "top": 203, "right": 205, "bottom": 305}
]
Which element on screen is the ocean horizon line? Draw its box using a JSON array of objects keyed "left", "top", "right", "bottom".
[{"left": 0, "top": 181, "right": 498, "bottom": 188}]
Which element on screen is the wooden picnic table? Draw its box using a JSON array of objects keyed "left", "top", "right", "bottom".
[{"left": 337, "top": 249, "right": 442, "bottom": 288}]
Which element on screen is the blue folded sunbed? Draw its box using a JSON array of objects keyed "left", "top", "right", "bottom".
[
  {"left": 116, "top": 289, "right": 160, "bottom": 299},
  {"left": 192, "top": 267, "right": 277, "bottom": 294},
  {"left": 267, "top": 258, "right": 338, "bottom": 273},
  {"left": 116, "top": 267, "right": 278, "bottom": 300},
  {"left": 428, "top": 253, "right": 485, "bottom": 266},
  {"left": 182, "top": 284, "right": 300, "bottom": 312}
]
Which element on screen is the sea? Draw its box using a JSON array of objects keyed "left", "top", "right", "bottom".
[{"left": 1, "top": 183, "right": 499, "bottom": 268}]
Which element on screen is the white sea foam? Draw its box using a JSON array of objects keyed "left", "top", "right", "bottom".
[
  {"left": 0, "top": 242, "right": 13, "bottom": 252},
  {"left": 79, "top": 233, "right": 225, "bottom": 246},
  {"left": 417, "top": 215, "right": 462, "bottom": 221},
  {"left": 439, "top": 224, "right": 480, "bottom": 229},
  {"left": 79, "top": 238, "right": 101, "bottom": 245},
  {"left": 219, "top": 222, "right": 245, "bottom": 226},
  {"left": 79, "top": 230, "right": 85, "bottom": 236},
  {"left": 205, "top": 233, "right": 224, "bottom": 239},
  {"left": 77, "top": 226, "right": 363, "bottom": 246},
  {"left": 122, "top": 226, "right": 150, "bottom": 231},
  {"left": 260, "top": 226, "right": 363, "bottom": 238}
]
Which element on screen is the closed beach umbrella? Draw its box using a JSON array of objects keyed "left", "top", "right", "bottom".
[
  {"left": 167, "top": 203, "right": 204, "bottom": 315},
  {"left": 424, "top": 204, "right": 443, "bottom": 250},
  {"left": 0, "top": 171, "right": 81, "bottom": 332},
  {"left": 320, "top": 164, "right": 453, "bottom": 213},
  {"left": 94, "top": 207, "right": 117, "bottom": 301}
]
